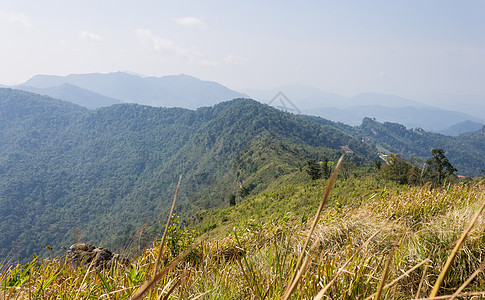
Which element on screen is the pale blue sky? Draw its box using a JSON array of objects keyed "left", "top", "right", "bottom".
[{"left": 1, "top": 0, "right": 484, "bottom": 97}]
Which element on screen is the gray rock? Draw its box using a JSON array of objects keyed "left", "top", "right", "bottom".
[{"left": 67, "top": 243, "right": 129, "bottom": 268}]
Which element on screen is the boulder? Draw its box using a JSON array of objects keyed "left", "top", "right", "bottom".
[{"left": 67, "top": 243, "right": 129, "bottom": 268}]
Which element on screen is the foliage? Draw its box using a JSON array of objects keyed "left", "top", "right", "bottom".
[
  {"left": 0, "top": 89, "right": 375, "bottom": 262},
  {"left": 379, "top": 153, "right": 412, "bottom": 184},
  {"left": 2, "top": 176, "right": 485, "bottom": 299},
  {"left": 357, "top": 117, "right": 485, "bottom": 177},
  {"left": 425, "top": 148, "right": 458, "bottom": 185},
  {"left": 306, "top": 159, "right": 322, "bottom": 180}
]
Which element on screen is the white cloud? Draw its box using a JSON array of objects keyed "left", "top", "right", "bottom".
[
  {"left": 0, "top": 10, "right": 32, "bottom": 29},
  {"left": 224, "top": 54, "right": 248, "bottom": 65},
  {"left": 174, "top": 17, "right": 208, "bottom": 30},
  {"left": 378, "top": 70, "right": 386, "bottom": 78},
  {"left": 80, "top": 30, "right": 103, "bottom": 43},
  {"left": 136, "top": 29, "right": 218, "bottom": 67}
]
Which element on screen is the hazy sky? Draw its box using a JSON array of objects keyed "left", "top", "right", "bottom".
[{"left": 1, "top": 0, "right": 484, "bottom": 97}]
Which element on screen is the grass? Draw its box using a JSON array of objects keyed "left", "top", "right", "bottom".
[{"left": 1, "top": 176, "right": 485, "bottom": 299}]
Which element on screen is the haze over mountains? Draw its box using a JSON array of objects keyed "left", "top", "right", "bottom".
[
  {"left": 244, "top": 84, "right": 485, "bottom": 134},
  {"left": 14, "top": 72, "right": 247, "bottom": 109},
  {"left": 9, "top": 72, "right": 484, "bottom": 135}
]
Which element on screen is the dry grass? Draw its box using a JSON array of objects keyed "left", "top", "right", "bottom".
[{"left": 1, "top": 180, "right": 485, "bottom": 299}]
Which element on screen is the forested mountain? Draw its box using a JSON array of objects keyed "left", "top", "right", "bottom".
[
  {"left": 438, "top": 120, "right": 484, "bottom": 136},
  {"left": 2, "top": 87, "right": 484, "bottom": 262},
  {"left": 355, "top": 118, "right": 485, "bottom": 177},
  {"left": 0, "top": 88, "right": 373, "bottom": 262},
  {"left": 16, "top": 72, "right": 247, "bottom": 109}
]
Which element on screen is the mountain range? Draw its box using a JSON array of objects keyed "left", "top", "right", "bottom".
[
  {"left": 15, "top": 72, "right": 247, "bottom": 109},
  {"left": 244, "top": 84, "right": 485, "bottom": 134},
  {"left": 0, "top": 88, "right": 373, "bottom": 261},
  {"left": 1, "top": 87, "right": 485, "bottom": 262},
  {"left": 7, "top": 72, "right": 484, "bottom": 135}
]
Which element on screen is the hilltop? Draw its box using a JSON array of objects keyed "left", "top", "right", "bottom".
[
  {"left": 0, "top": 88, "right": 372, "bottom": 261},
  {"left": 1, "top": 88, "right": 485, "bottom": 263}
]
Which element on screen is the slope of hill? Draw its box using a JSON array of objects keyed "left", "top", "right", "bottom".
[
  {"left": 355, "top": 118, "right": 485, "bottom": 177},
  {"left": 17, "top": 72, "right": 247, "bottom": 109},
  {"left": 0, "top": 88, "right": 374, "bottom": 262},
  {"left": 438, "top": 120, "right": 484, "bottom": 136},
  {"left": 3, "top": 174, "right": 485, "bottom": 299},
  {"left": 16, "top": 84, "right": 123, "bottom": 109}
]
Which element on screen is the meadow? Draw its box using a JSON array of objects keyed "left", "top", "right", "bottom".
[{"left": 2, "top": 165, "right": 485, "bottom": 299}]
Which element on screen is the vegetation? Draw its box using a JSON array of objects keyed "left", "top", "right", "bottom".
[
  {"left": 0, "top": 89, "right": 375, "bottom": 262},
  {"left": 378, "top": 149, "right": 459, "bottom": 187},
  {"left": 2, "top": 87, "right": 485, "bottom": 300},
  {"left": 2, "top": 169, "right": 485, "bottom": 299},
  {"left": 356, "top": 117, "right": 485, "bottom": 177}
]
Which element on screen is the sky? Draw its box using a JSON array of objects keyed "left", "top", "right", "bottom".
[{"left": 1, "top": 0, "right": 484, "bottom": 97}]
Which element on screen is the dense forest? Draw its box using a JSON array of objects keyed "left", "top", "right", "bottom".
[
  {"left": 1, "top": 88, "right": 484, "bottom": 262},
  {"left": 0, "top": 88, "right": 374, "bottom": 261}
]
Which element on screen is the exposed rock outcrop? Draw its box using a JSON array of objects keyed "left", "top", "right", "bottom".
[{"left": 67, "top": 243, "right": 129, "bottom": 268}]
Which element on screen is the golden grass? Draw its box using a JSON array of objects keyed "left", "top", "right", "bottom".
[{"left": 1, "top": 179, "right": 485, "bottom": 299}]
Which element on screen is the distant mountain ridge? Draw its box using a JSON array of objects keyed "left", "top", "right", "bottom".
[
  {"left": 16, "top": 72, "right": 247, "bottom": 109},
  {"left": 17, "top": 83, "right": 123, "bottom": 109},
  {"left": 438, "top": 120, "right": 485, "bottom": 136},
  {"left": 245, "top": 85, "right": 485, "bottom": 132},
  {"left": 305, "top": 105, "right": 484, "bottom": 132}
]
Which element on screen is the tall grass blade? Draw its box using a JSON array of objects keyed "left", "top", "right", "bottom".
[
  {"left": 283, "top": 154, "right": 344, "bottom": 300},
  {"left": 415, "top": 258, "right": 430, "bottom": 299},
  {"left": 161, "top": 277, "right": 181, "bottom": 300},
  {"left": 74, "top": 260, "right": 95, "bottom": 300},
  {"left": 363, "top": 258, "right": 431, "bottom": 300},
  {"left": 315, "top": 225, "right": 386, "bottom": 300},
  {"left": 131, "top": 246, "right": 193, "bottom": 300},
  {"left": 428, "top": 201, "right": 485, "bottom": 298},
  {"left": 375, "top": 244, "right": 396, "bottom": 300},
  {"left": 153, "top": 175, "right": 182, "bottom": 277},
  {"left": 417, "top": 291, "right": 485, "bottom": 299},
  {"left": 449, "top": 260, "right": 485, "bottom": 299}
]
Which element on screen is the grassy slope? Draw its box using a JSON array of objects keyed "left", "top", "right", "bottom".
[{"left": 2, "top": 176, "right": 485, "bottom": 299}]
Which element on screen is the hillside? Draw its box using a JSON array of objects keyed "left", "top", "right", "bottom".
[
  {"left": 0, "top": 88, "right": 374, "bottom": 262},
  {"left": 354, "top": 118, "right": 485, "bottom": 177},
  {"left": 2, "top": 88, "right": 485, "bottom": 263},
  {"left": 439, "top": 120, "right": 484, "bottom": 136},
  {"left": 2, "top": 174, "right": 485, "bottom": 299},
  {"left": 17, "top": 72, "right": 247, "bottom": 109}
]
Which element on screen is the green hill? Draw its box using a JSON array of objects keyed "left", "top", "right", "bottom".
[
  {"left": 0, "top": 88, "right": 374, "bottom": 261},
  {"left": 355, "top": 117, "right": 485, "bottom": 177},
  {"left": 2, "top": 173, "right": 485, "bottom": 299},
  {"left": 2, "top": 87, "right": 484, "bottom": 263}
]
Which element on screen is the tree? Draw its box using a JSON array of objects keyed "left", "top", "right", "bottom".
[
  {"left": 425, "top": 148, "right": 457, "bottom": 185},
  {"left": 306, "top": 159, "right": 322, "bottom": 180},
  {"left": 379, "top": 153, "right": 411, "bottom": 184},
  {"left": 321, "top": 156, "right": 332, "bottom": 179},
  {"left": 228, "top": 194, "right": 236, "bottom": 206},
  {"left": 374, "top": 159, "right": 382, "bottom": 170}
]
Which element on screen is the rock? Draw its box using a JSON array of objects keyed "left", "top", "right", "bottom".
[{"left": 67, "top": 243, "right": 129, "bottom": 268}]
